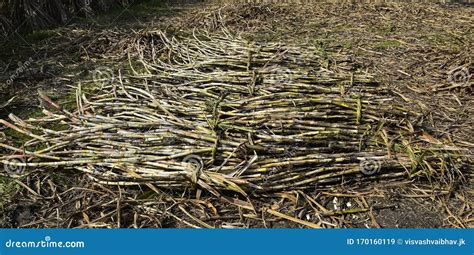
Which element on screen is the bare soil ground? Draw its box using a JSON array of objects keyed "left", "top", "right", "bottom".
[{"left": 0, "top": 1, "right": 472, "bottom": 228}]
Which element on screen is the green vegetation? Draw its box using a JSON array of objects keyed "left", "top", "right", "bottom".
[
  {"left": 0, "top": 176, "right": 18, "bottom": 211},
  {"left": 374, "top": 39, "right": 401, "bottom": 50}
]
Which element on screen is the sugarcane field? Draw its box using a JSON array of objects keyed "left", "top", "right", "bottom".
[{"left": 0, "top": 0, "right": 472, "bottom": 229}]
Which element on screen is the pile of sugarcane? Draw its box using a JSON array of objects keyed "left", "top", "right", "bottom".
[{"left": 0, "top": 30, "right": 465, "bottom": 195}]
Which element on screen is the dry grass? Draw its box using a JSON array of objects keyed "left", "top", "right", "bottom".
[{"left": 0, "top": 1, "right": 472, "bottom": 228}]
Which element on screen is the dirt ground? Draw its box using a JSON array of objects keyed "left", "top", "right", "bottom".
[{"left": 0, "top": 1, "right": 472, "bottom": 228}]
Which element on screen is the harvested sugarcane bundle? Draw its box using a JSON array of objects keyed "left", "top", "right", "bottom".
[{"left": 0, "top": 30, "right": 467, "bottom": 196}]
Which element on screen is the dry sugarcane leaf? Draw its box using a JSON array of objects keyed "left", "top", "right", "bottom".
[
  {"left": 0, "top": 96, "right": 15, "bottom": 109},
  {"left": 419, "top": 131, "right": 442, "bottom": 145}
]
